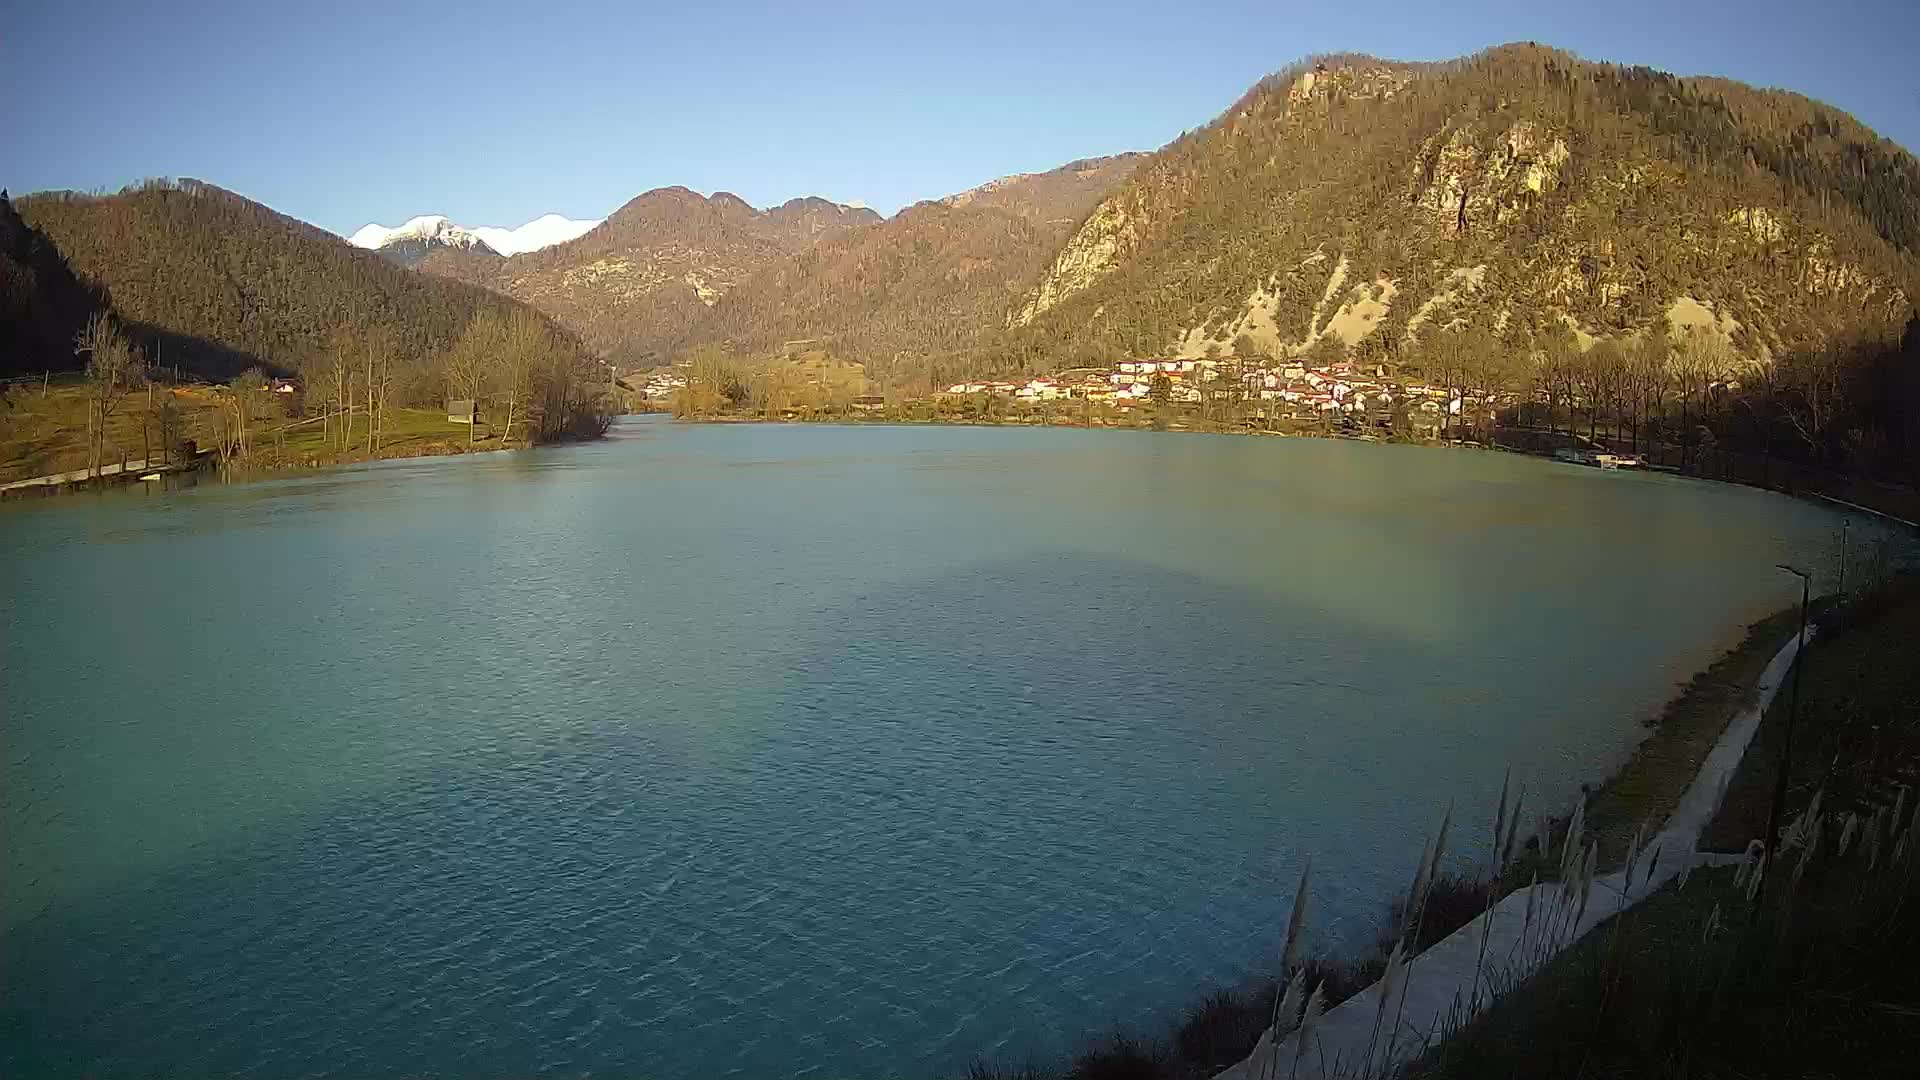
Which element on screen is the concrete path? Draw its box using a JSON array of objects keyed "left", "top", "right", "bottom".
[
  {"left": 0, "top": 458, "right": 175, "bottom": 492},
  {"left": 1216, "top": 626, "right": 1812, "bottom": 1080}
]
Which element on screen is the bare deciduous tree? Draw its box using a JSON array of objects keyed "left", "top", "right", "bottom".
[{"left": 74, "top": 312, "right": 145, "bottom": 477}]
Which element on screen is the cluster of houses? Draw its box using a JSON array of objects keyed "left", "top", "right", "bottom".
[
  {"left": 944, "top": 357, "right": 1481, "bottom": 422},
  {"left": 627, "top": 354, "right": 1492, "bottom": 427},
  {"left": 637, "top": 370, "right": 688, "bottom": 400}
]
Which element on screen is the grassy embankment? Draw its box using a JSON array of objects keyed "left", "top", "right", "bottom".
[
  {"left": 1405, "top": 578, "right": 1920, "bottom": 1079},
  {"left": 1, "top": 377, "right": 517, "bottom": 487},
  {"left": 959, "top": 600, "right": 1829, "bottom": 1080}
]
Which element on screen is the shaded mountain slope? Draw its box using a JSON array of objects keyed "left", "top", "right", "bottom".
[
  {"left": 17, "top": 180, "right": 567, "bottom": 379},
  {"left": 0, "top": 190, "right": 108, "bottom": 377}
]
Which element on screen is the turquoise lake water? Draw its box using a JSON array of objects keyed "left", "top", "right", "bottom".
[{"left": 0, "top": 419, "right": 1877, "bottom": 1077}]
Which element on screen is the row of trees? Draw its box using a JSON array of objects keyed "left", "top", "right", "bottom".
[
  {"left": 1395, "top": 316, "right": 1920, "bottom": 482},
  {"left": 52, "top": 305, "right": 617, "bottom": 480},
  {"left": 294, "top": 308, "right": 617, "bottom": 453},
  {"left": 669, "top": 347, "right": 888, "bottom": 421}
]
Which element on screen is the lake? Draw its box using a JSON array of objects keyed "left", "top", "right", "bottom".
[{"left": 0, "top": 419, "right": 1875, "bottom": 1077}]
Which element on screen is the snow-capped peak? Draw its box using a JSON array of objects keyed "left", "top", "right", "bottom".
[
  {"left": 348, "top": 215, "right": 491, "bottom": 252},
  {"left": 470, "top": 214, "right": 600, "bottom": 256},
  {"left": 348, "top": 213, "right": 601, "bottom": 256}
]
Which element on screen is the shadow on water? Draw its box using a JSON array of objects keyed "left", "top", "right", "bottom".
[{"left": 2, "top": 554, "right": 1461, "bottom": 1080}]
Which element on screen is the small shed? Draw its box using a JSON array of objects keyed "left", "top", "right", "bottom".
[{"left": 447, "top": 399, "right": 478, "bottom": 424}]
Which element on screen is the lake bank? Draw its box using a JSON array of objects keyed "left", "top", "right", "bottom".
[
  {"left": 1403, "top": 575, "right": 1920, "bottom": 1079},
  {"left": 956, "top": 599, "right": 1821, "bottom": 1080},
  {"left": 0, "top": 375, "right": 535, "bottom": 499}
]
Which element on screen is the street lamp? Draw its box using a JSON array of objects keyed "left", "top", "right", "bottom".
[
  {"left": 1760, "top": 563, "right": 1811, "bottom": 899},
  {"left": 1839, "top": 519, "right": 1850, "bottom": 597}
]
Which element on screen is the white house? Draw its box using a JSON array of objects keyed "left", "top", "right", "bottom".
[{"left": 1015, "top": 379, "right": 1067, "bottom": 401}]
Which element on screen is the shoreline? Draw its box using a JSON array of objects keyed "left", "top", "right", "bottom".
[
  {"left": 1399, "top": 578, "right": 1920, "bottom": 1079},
  {"left": 1, "top": 438, "right": 535, "bottom": 503},
  {"left": 19, "top": 411, "right": 1917, "bottom": 534},
  {"left": 959, "top": 601, "right": 1818, "bottom": 1080},
  {"left": 1214, "top": 616, "right": 1820, "bottom": 1080}
]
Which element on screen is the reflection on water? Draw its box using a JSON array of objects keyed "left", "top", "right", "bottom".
[{"left": 0, "top": 420, "right": 1889, "bottom": 1077}]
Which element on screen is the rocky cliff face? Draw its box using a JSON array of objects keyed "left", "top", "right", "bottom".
[
  {"left": 1014, "top": 197, "right": 1139, "bottom": 325},
  {"left": 1407, "top": 120, "right": 1570, "bottom": 235}
]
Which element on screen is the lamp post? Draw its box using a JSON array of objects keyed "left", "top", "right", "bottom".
[
  {"left": 1760, "top": 563, "right": 1811, "bottom": 899},
  {"left": 1839, "top": 519, "right": 1850, "bottom": 597}
]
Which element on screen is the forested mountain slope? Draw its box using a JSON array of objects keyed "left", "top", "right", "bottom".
[
  {"left": 1011, "top": 45, "right": 1918, "bottom": 373},
  {"left": 0, "top": 191, "right": 107, "bottom": 377},
  {"left": 16, "top": 180, "right": 560, "bottom": 380},
  {"left": 422, "top": 188, "right": 881, "bottom": 365},
  {"left": 682, "top": 154, "right": 1144, "bottom": 383}
]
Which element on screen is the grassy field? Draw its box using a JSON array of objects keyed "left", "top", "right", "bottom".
[
  {"left": 1, "top": 378, "right": 515, "bottom": 485},
  {"left": 1, "top": 376, "right": 205, "bottom": 482},
  {"left": 246, "top": 403, "right": 517, "bottom": 470}
]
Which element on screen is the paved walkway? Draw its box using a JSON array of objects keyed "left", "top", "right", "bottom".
[
  {"left": 1216, "top": 626, "right": 1812, "bottom": 1080},
  {"left": 0, "top": 458, "right": 177, "bottom": 493}
]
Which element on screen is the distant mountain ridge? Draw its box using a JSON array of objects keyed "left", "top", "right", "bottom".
[
  {"left": 350, "top": 213, "right": 603, "bottom": 265},
  {"left": 415, "top": 188, "right": 884, "bottom": 364},
  {"left": 389, "top": 163, "right": 1145, "bottom": 370},
  {"left": 683, "top": 155, "right": 1147, "bottom": 371}
]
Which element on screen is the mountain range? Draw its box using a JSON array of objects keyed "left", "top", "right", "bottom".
[
  {"left": 329, "top": 44, "right": 1916, "bottom": 398},
  {"left": 351, "top": 158, "right": 1145, "bottom": 369},
  {"left": 349, "top": 213, "right": 603, "bottom": 261},
  {"left": 10, "top": 43, "right": 1918, "bottom": 430},
  {"left": 369, "top": 190, "right": 880, "bottom": 363}
]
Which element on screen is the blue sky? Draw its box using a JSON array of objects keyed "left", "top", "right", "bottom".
[{"left": 4, "top": 0, "right": 1915, "bottom": 237}]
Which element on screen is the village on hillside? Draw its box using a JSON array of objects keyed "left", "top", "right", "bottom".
[
  {"left": 941, "top": 356, "right": 1473, "bottom": 424},
  {"left": 635, "top": 353, "right": 1488, "bottom": 436}
]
